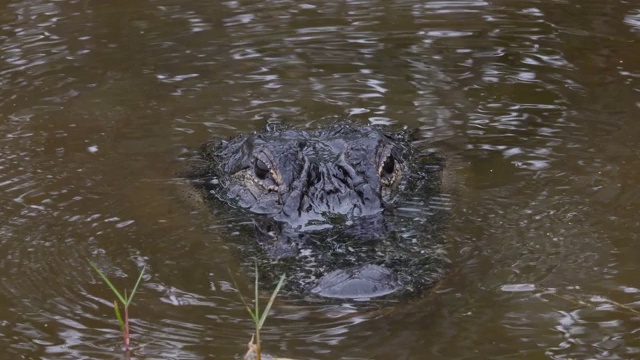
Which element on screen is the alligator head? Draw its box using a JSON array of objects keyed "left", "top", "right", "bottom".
[
  {"left": 202, "top": 125, "right": 410, "bottom": 228},
  {"left": 191, "top": 124, "right": 448, "bottom": 300}
]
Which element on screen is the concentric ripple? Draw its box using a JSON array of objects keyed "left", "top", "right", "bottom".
[{"left": 1, "top": 0, "right": 640, "bottom": 358}]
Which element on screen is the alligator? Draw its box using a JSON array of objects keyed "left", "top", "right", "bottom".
[{"left": 188, "top": 124, "right": 449, "bottom": 300}]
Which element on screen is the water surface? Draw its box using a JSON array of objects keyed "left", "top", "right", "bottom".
[{"left": 1, "top": 0, "right": 639, "bottom": 358}]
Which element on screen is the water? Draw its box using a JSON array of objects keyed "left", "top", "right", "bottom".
[{"left": 1, "top": 0, "right": 639, "bottom": 358}]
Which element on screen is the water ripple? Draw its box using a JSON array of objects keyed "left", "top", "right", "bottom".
[{"left": 1, "top": 0, "right": 640, "bottom": 359}]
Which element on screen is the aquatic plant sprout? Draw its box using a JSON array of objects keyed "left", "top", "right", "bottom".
[
  {"left": 232, "top": 261, "right": 286, "bottom": 360},
  {"left": 88, "top": 260, "right": 145, "bottom": 351}
]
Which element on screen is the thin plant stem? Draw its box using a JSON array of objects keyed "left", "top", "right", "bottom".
[{"left": 124, "top": 305, "right": 130, "bottom": 351}]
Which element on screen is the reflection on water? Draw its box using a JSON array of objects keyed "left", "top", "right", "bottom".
[{"left": 1, "top": 0, "right": 639, "bottom": 358}]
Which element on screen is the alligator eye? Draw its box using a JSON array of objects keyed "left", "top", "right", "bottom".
[
  {"left": 382, "top": 155, "right": 395, "bottom": 175},
  {"left": 254, "top": 159, "right": 270, "bottom": 180}
]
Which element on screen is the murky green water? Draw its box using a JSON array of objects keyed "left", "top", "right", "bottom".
[{"left": 1, "top": 0, "right": 639, "bottom": 358}]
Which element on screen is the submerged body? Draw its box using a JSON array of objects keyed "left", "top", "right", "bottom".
[{"left": 191, "top": 124, "right": 448, "bottom": 299}]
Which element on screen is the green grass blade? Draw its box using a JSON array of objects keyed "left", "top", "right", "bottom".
[
  {"left": 113, "top": 300, "right": 125, "bottom": 332},
  {"left": 228, "top": 268, "right": 259, "bottom": 323},
  {"left": 247, "top": 307, "right": 258, "bottom": 323},
  {"left": 257, "top": 274, "right": 286, "bottom": 331},
  {"left": 88, "top": 260, "right": 127, "bottom": 305},
  {"left": 126, "top": 266, "right": 146, "bottom": 306}
]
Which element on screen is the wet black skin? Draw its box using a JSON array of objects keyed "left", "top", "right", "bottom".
[{"left": 190, "top": 125, "right": 448, "bottom": 300}]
